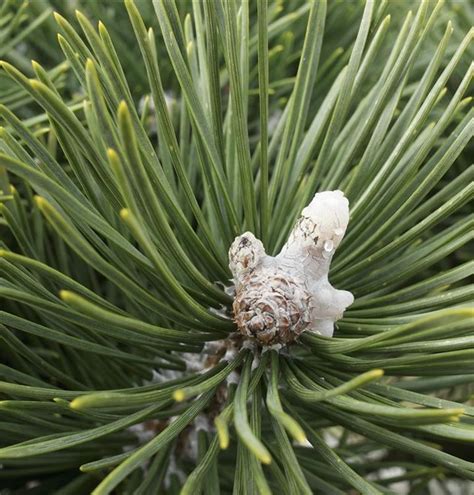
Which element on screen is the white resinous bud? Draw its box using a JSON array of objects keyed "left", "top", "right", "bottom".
[{"left": 229, "top": 190, "right": 354, "bottom": 346}]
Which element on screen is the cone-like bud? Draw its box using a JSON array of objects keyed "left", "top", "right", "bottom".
[{"left": 229, "top": 190, "right": 353, "bottom": 346}]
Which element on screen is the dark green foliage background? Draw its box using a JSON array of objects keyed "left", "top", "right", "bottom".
[{"left": 0, "top": 0, "right": 473, "bottom": 493}]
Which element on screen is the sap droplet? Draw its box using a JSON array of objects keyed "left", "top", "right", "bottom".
[
  {"left": 323, "top": 240, "right": 334, "bottom": 252},
  {"left": 334, "top": 228, "right": 344, "bottom": 236}
]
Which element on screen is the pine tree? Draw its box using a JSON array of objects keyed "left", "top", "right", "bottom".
[{"left": 0, "top": 0, "right": 473, "bottom": 493}]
